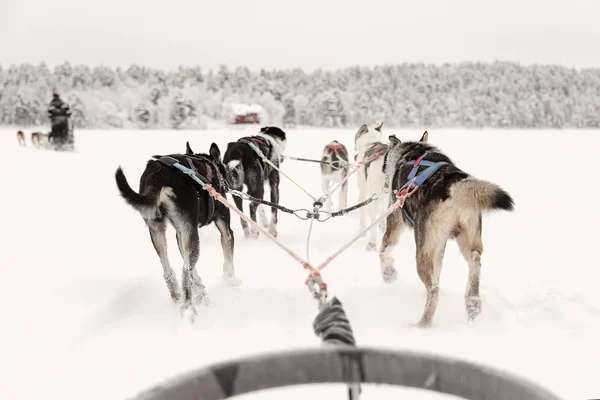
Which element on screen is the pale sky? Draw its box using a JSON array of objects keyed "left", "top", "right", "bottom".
[{"left": 1, "top": 0, "right": 599, "bottom": 72}]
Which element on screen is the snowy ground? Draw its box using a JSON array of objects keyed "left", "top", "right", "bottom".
[{"left": 1, "top": 126, "right": 599, "bottom": 400}]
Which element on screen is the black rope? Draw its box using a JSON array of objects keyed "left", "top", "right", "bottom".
[
  {"left": 229, "top": 190, "right": 379, "bottom": 222},
  {"left": 229, "top": 190, "right": 297, "bottom": 215},
  {"left": 283, "top": 155, "right": 348, "bottom": 168},
  {"left": 330, "top": 195, "right": 378, "bottom": 218}
]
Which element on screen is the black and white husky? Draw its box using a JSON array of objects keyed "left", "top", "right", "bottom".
[
  {"left": 379, "top": 131, "right": 514, "bottom": 328},
  {"left": 222, "top": 126, "right": 287, "bottom": 238},
  {"left": 319, "top": 140, "right": 349, "bottom": 212},
  {"left": 114, "top": 141, "right": 240, "bottom": 318},
  {"left": 354, "top": 123, "right": 389, "bottom": 251}
]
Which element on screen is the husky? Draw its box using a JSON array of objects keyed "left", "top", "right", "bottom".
[
  {"left": 31, "top": 131, "right": 51, "bottom": 148},
  {"left": 16, "top": 130, "right": 26, "bottom": 146},
  {"left": 354, "top": 122, "right": 389, "bottom": 251},
  {"left": 114, "top": 141, "right": 240, "bottom": 318},
  {"left": 223, "top": 126, "right": 287, "bottom": 239},
  {"left": 379, "top": 131, "right": 514, "bottom": 328},
  {"left": 319, "top": 140, "right": 349, "bottom": 212}
]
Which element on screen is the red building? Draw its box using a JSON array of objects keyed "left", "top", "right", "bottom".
[
  {"left": 229, "top": 103, "right": 264, "bottom": 125},
  {"left": 234, "top": 112, "right": 260, "bottom": 124}
]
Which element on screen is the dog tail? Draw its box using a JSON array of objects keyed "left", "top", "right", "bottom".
[
  {"left": 115, "top": 167, "right": 163, "bottom": 218},
  {"left": 451, "top": 178, "right": 514, "bottom": 213}
]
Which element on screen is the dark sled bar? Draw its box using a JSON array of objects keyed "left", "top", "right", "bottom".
[{"left": 129, "top": 347, "right": 563, "bottom": 400}]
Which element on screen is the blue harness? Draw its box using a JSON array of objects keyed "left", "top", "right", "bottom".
[
  {"left": 154, "top": 155, "right": 210, "bottom": 188},
  {"left": 397, "top": 152, "right": 448, "bottom": 225}
]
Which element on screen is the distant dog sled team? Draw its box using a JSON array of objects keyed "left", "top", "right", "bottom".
[
  {"left": 114, "top": 120, "right": 513, "bottom": 327},
  {"left": 15, "top": 91, "right": 75, "bottom": 151}
]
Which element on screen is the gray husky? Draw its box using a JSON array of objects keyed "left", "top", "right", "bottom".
[
  {"left": 379, "top": 131, "right": 514, "bottom": 327},
  {"left": 320, "top": 140, "right": 350, "bottom": 212}
]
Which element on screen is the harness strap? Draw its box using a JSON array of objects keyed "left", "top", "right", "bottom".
[
  {"left": 154, "top": 155, "right": 216, "bottom": 227},
  {"left": 397, "top": 152, "right": 448, "bottom": 225},
  {"left": 186, "top": 154, "right": 229, "bottom": 191},
  {"left": 327, "top": 142, "right": 345, "bottom": 153}
]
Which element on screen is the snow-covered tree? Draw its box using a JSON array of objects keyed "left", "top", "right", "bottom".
[{"left": 2, "top": 60, "right": 600, "bottom": 129}]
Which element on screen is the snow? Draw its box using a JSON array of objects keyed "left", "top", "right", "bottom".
[
  {"left": 1, "top": 127, "right": 598, "bottom": 400},
  {"left": 229, "top": 103, "right": 265, "bottom": 116}
]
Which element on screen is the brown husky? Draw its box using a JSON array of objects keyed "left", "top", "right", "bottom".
[{"left": 379, "top": 131, "right": 514, "bottom": 327}]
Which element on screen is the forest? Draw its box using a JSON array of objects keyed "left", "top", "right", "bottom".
[{"left": 1, "top": 61, "right": 599, "bottom": 129}]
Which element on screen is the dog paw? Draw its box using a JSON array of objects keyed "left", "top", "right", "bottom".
[
  {"left": 171, "top": 292, "right": 183, "bottom": 305},
  {"left": 180, "top": 301, "right": 197, "bottom": 322},
  {"left": 466, "top": 296, "right": 482, "bottom": 321},
  {"left": 382, "top": 266, "right": 397, "bottom": 284},
  {"left": 223, "top": 275, "right": 242, "bottom": 287},
  {"left": 415, "top": 319, "right": 434, "bottom": 329},
  {"left": 247, "top": 229, "right": 259, "bottom": 240},
  {"left": 365, "top": 242, "right": 377, "bottom": 252},
  {"left": 267, "top": 225, "right": 278, "bottom": 238}
]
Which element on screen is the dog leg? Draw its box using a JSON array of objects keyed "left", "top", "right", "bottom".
[
  {"left": 414, "top": 225, "right": 445, "bottom": 328},
  {"left": 322, "top": 178, "right": 332, "bottom": 212},
  {"left": 339, "top": 178, "right": 348, "bottom": 211},
  {"left": 257, "top": 205, "right": 269, "bottom": 228},
  {"left": 378, "top": 209, "right": 405, "bottom": 283},
  {"left": 366, "top": 197, "right": 381, "bottom": 251},
  {"left": 215, "top": 211, "right": 241, "bottom": 287},
  {"left": 233, "top": 194, "right": 251, "bottom": 238},
  {"left": 247, "top": 195, "right": 262, "bottom": 240},
  {"left": 378, "top": 195, "right": 388, "bottom": 233},
  {"left": 357, "top": 167, "right": 368, "bottom": 232},
  {"left": 179, "top": 226, "right": 208, "bottom": 318},
  {"left": 148, "top": 222, "right": 181, "bottom": 303},
  {"left": 267, "top": 171, "right": 280, "bottom": 237},
  {"left": 456, "top": 226, "right": 484, "bottom": 322}
]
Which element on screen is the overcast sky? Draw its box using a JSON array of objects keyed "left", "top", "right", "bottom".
[{"left": 1, "top": 0, "right": 599, "bottom": 72}]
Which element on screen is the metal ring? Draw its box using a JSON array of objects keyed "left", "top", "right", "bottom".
[
  {"left": 293, "top": 209, "right": 310, "bottom": 220},
  {"left": 316, "top": 212, "right": 332, "bottom": 222},
  {"left": 129, "top": 347, "right": 564, "bottom": 400}
]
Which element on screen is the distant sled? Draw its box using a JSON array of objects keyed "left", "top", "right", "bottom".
[{"left": 29, "top": 119, "right": 76, "bottom": 152}]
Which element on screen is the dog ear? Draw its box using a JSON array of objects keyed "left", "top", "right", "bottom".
[
  {"left": 375, "top": 122, "right": 384, "bottom": 132},
  {"left": 419, "top": 131, "right": 429, "bottom": 142},
  {"left": 389, "top": 134, "right": 400, "bottom": 145},
  {"left": 358, "top": 124, "right": 368, "bottom": 134},
  {"left": 185, "top": 141, "right": 194, "bottom": 155},
  {"left": 209, "top": 142, "right": 221, "bottom": 161}
]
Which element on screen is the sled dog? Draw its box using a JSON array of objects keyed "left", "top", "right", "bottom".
[{"left": 380, "top": 131, "right": 514, "bottom": 327}]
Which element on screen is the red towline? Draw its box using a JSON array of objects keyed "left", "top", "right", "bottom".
[{"left": 203, "top": 180, "right": 419, "bottom": 297}]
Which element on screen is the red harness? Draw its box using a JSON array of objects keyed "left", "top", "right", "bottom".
[
  {"left": 326, "top": 141, "right": 345, "bottom": 152},
  {"left": 326, "top": 141, "right": 346, "bottom": 163}
]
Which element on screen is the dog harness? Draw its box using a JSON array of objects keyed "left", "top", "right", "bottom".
[
  {"left": 326, "top": 141, "right": 346, "bottom": 160},
  {"left": 325, "top": 141, "right": 348, "bottom": 169},
  {"left": 326, "top": 141, "right": 345, "bottom": 152},
  {"left": 153, "top": 154, "right": 217, "bottom": 227},
  {"left": 240, "top": 135, "right": 285, "bottom": 165},
  {"left": 396, "top": 152, "right": 448, "bottom": 226}
]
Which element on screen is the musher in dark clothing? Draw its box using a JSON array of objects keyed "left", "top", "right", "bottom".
[{"left": 47, "top": 92, "right": 72, "bottom": 147}]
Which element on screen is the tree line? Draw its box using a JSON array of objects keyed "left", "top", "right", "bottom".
[{"left": 1, "top": 61, "right": 599, "bottom": 130}]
